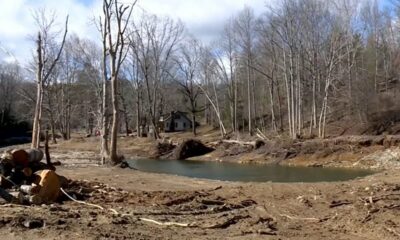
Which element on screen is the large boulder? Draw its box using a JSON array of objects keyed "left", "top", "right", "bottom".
[{"left": 173, "top": 139, "right": 214, "bottom": 160}]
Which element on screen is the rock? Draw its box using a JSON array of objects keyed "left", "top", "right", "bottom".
[
  {"left": 22, "top": 219, "right": 44, "bottom": 229},
  {"left": 119, "top": 161, "right": 129, "bottom": 169},
  {"left": 56, "top": 219, "right": 66, "bottom": 225},
  {"left": 118, "top": 160, "right": 137, "bottom": 170},
  {"left": 173, "top": 139, "right": 214, "bottom": 160}
]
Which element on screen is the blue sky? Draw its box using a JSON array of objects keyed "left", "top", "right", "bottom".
[{"left": 0, "top": 0, "right": 268, "bottom": 65}]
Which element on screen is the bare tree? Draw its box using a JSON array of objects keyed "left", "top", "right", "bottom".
[
  {"left": 234, "top": 6, "right": 257, "bottom": 135},
  {"left": 100, "top": 0, "right": 135, "bottom": 164},
  {"left": 198, "top": 47, "right": 227, "bottom": 138},
  {"left": 129, "top": 14, "right": 184, "bottom": 139},
  {"left": 214, "top": 18, "right": 239, "bottom": 133},
  {"left": 173, "top": 38, "right": 204, "bottom": 135},
  {"left": 31, "top": 10, "right": 68, "bottom": 149}
]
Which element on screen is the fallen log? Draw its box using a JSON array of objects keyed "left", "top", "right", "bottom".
[
  {"left": 329, "top": 200, "right": 352, "bottom": 208},
  {"left": 222, "top": 140, "right": 265, "bottom": 149},
  {"left": 204, "top": 215, "right": 250, "bottom": 229},
  {"left": 139, "top": 218, "right": 195, "bottom": 227},
  {"left": 279, "top": 214, "right": 322, "bottom": 222},
  {"left": 363, "top": 192, "right": 400, "bottom": 203},
  {"left": 256, "top": 128, "right": 269, "bottom": 141},
  {"left": 200, "top": 199, "right": 225, "bottom": 205}
]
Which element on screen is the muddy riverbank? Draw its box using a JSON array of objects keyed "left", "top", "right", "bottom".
[{"left": 1, "top": 130, "right": 400, "bottom": 239}]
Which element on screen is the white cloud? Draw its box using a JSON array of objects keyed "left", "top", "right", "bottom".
[
  {"left": 0, "top": 0, "right": 101, "bottom": 65},
  {"left": 0, "top": 0, "right": 270, "bottom": 65},
  {"left": 137, "top": 0, "right": 269, "bottom": 42}
]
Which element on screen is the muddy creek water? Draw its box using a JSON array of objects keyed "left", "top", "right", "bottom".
[{"left": 128, "top": 159, "right": 374, "bottom": 182}]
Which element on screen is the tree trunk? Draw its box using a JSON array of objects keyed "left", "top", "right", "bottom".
[
  {"left": 247, "top": 58, "right": 252, "bottom": 135},
  {"left": 101, "top": 79, "right": 110, "bottom": 163},
  {"left": 32, "top": 33, "right": 43, "bottom": 149},
  {"left": 136, "top": 91, "right": 141, "bottom": 137},
  {"left": 110, "top": 52, "right": 120, "bottom": 164},
  {"left": 192, "top": 113, "right": 196, "bottom": 136}
]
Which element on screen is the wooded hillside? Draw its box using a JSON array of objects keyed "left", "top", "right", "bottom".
[{"left": 1, "top": 0, "right": 400, "bottom": 146}]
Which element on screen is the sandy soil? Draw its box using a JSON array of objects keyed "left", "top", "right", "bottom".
[{"left": 1, "top": 129, "right": 400, "bottom": 239}]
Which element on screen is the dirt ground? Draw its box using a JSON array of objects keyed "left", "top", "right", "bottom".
[
  {"left": 1, "top": 129, "right": 400, "bottom": 239},
  {"left": 0, "top": 167, "right": 399, "bottom": 240}
]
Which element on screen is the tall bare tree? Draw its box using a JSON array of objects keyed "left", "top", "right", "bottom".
[
  {"left": 173, "top": 38, "right": 204, "bottom": 136},
  {"left": 31, "top": 10, "right": 68, "bottom": 149},
  {"left": 129, "top": 14, "right": 184, "bottom": 139},
  {"left": 100, "top": 0, "right": 135, "bottom": 164}
]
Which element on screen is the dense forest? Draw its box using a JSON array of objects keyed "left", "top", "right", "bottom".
[{"left": 1, "top": 0, "right": 400, "bottom": 162}]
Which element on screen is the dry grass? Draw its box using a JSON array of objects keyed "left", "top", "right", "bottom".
[{"left": 51, "top": 126, "right": 220, "bottom": 158}]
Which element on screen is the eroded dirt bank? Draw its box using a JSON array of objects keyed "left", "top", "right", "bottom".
[{"left": 39, "top": 128, "right": 400, "bottom": 171}]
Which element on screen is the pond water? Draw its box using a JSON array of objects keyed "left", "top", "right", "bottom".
[{"left": 128, "top": 159, "right": 374, "bottom": 183}]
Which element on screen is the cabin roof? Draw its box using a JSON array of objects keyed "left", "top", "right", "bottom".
[{"left": 162, "top": 111, "right": 191, "bottom": 123}]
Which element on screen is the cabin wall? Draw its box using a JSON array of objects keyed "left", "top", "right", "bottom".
[{"left": 164, "top": 118, "right": 191, "bottom": 132}]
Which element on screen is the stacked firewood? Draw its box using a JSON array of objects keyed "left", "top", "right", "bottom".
[{"left": 0, "top": 148, "right": 61, "bottom": 205}]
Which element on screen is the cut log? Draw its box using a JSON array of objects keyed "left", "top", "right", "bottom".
[
  {"left": 26, "top": 149, "right": 44, "bottom": 163},
  {"left": 32, "top": 170, "right": 61, "bottom": 204},
  {"left": 10, "top": 149, "right": 29, "bottom": 168},
  {"left": 222, "top": 140, "right": 265, "bottom": 149}
]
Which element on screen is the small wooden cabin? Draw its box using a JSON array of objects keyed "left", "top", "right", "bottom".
[{"left": 160, "top": 111, "right": 192, "bottom": 132}]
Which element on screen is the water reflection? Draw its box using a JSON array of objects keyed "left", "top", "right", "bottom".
[{"left": 128, "top": 159, "right": 374, "bottom": 183}]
